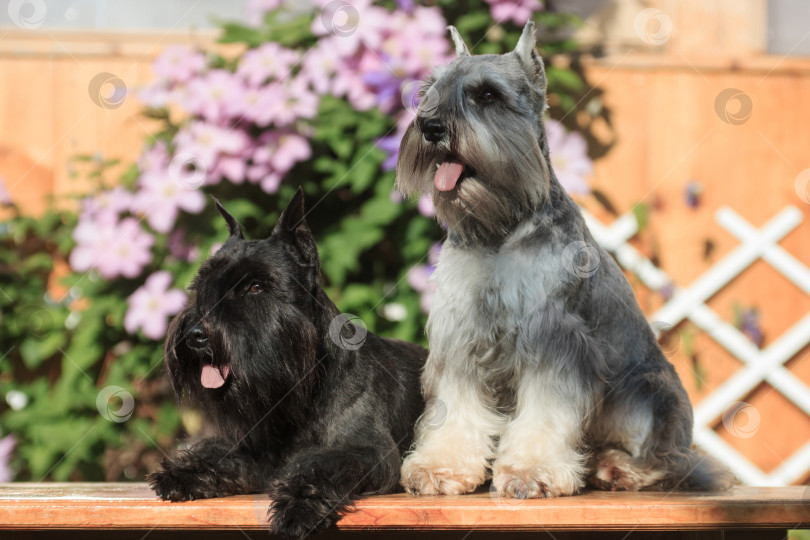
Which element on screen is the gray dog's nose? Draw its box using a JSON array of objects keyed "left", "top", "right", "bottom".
[
  {"left": 187, "top": 323, "right": 208, "bottom": 350},
  {"left": 422, "top": 118, "right": 446, "bottom": 143}
]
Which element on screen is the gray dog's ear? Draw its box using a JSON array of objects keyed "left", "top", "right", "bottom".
[
  {"left": 273, "top": 187, "right": 318, "bottom": 267},
  {"left": 213, "top": 197, "right": 244, "bottom": 240},
  {"left": 514, "top": 20, "right": 546, "bottom": 88},
  {"left": 448, "top": 26, "right": 470, "bottom": 58}
]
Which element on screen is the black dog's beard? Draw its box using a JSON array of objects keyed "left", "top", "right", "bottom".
[
  {"left": 397, "top": 115, "right": 551, "bottom": 246},
  {"left": 165, "top": 307, "right": 319, "bottom": 448}
]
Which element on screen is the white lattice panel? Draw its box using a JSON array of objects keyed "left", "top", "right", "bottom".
[{"left": 583, "top": 205, "right": 810, "bottom": 486}]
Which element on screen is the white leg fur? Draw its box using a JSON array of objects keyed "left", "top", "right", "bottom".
[
  {"left": 400, "top": 368, "right": 502, "bottom": 495},
  {"left": 401, "top": 245, "right": 505, "bottom": 495},
  {"left": 492, "top": 371, "right": 587, "bottom": 498}
]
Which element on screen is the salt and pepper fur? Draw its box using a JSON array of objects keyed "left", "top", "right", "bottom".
[{"left": 397, "top": 22, "right": 732, "bottom": 497}]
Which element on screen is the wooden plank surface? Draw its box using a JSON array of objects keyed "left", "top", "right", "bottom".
[{"left": 0, "top": 483, "right": 808, "bottom": 531}]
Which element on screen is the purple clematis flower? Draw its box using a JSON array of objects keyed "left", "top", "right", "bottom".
[
  {"left": 546, "top": 118, "right": 593, "bottom": 196},
  {"left": 70, "top": 217, "right": 154, "bottom": 280},
  {"left": 124, "top": 271, "right": 187, "bottom": 340},
  {"left": 0, "top": 433, "right": 15, "bottom": 482}
]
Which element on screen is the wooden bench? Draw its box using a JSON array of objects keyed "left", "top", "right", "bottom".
[{"left": 1, "top": 483, "right": 808, "bottom": 539}]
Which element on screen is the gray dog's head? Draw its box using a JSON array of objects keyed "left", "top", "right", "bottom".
[{"left": 396, "top": 21, "right": 552, "bottom": 246}]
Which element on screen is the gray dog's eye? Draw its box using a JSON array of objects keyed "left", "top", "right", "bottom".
[{"left": 479, "top": 88, "right": 499, "bottom": 103}]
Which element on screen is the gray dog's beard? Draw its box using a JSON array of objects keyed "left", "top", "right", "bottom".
[{"left": 397, "top": 119, "right": 551, "bottom": 246}]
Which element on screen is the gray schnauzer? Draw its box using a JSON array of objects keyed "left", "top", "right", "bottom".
[{"left": 396, "top": 22, "right": 731, "bottom": 498}]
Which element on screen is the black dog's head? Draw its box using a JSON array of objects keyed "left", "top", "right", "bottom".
[{"left": 165, "top": 188, "right": 324, "bottom": 440}]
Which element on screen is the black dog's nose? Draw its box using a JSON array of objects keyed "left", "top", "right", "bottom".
[
  {"left": 186, "top": 323, "right": 208, "bottom": 350},
  {"left": 422, "top": 118, "right": 446, "bottom": 143}
]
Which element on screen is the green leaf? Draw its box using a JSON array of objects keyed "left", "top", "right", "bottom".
[
  {"left": 547, "top": 66, "right": 584, "bottom": 92},
  {"left": 454, "top": 11, "right": 491, "bottom": 35},
  {"left": 632, "top": 202, "right": 650, "bottom": 232},
  {"left": 218, "top": 23, "right": 266, "bottom": 47}
]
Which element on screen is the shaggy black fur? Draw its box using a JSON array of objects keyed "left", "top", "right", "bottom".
[{"left": 148, "top": 188, "right": 427, "bottom": 537}]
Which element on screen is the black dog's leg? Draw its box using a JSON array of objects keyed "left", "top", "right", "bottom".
[
  {"left": 266, "top": 445, "right": 401, "bottom": 538},
  {"left": 148, "top": 438, "right": 264, "bottom": 501}
]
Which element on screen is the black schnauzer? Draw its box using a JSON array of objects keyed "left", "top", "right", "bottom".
[{"left": 148, "top": 188, "right": 427, "bottom": 537}]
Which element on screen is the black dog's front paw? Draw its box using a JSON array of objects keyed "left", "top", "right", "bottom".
[
  {"left": 148, "top": 463, "right": 221, "bottom": 502},
  {"left": 266, "top": 478, "right": 346, "bottom": 538},
  {"left": 148, "top": 467, "right": 195, "bottom": 501}
]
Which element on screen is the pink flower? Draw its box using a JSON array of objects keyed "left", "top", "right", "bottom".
[
  {"left": 137, "top": 82, "right": 172, "bottom": 109},
  {"left": 213, "top": 156, "right": 248, "bottom": 184},
  {"left": 260, "top": 172, "right": 283, "bottom": 194},
  {"left": 417, "top": 194, "right": 435, "bottom": 217},
  {"left": 0, "top": 433, "right": 14, "bottom": 482},
  {"left": 138, "top": 142, "right": 170, "bottom": 174},
  {"left": 80, "top": 187, "right": 132, "bottom": 225},
  {"left": 407, "top": 265, "right": 436, "bottom": 313},
  {"left": 230, "top": 83, "right": 286, "bottom": 126},
  {"left": 301, "top": 40, "right": 341, "bottom": 95},
  {"left": 407, "top": 242, "right": 442, "bottom": 312},
  {"left": 546, "top": 119, "right": 592, "bottom": 195},
  {"left": 253, "top": 132, "right": 312, "bottom": 174},
  {"left": 232, "top": 78, "right": 318, "bottom": 127},
  {"left": 153, "top": 46, "right": 207, "bottom": 83},
  {"left": 269, "top": 79, "right": 319, "bottom": 126},
  {"left": 70, "top": 217, "right": 154, "bottom": 280},
  {"left": 173, "top": 121, "right": 250, "bottom": 171},
  {"left": 485, "top": 0, "right": 544, "bottom": 26},
  {"left": 185, "top": 69, "right": 245, "bottom": 123},
  {"left": 382, "top": 8, "right": 451, "bottom": 77},
  {"left": 124, "top": 271, "right": 187, "bottom": 340},
  {"left": 168, "top": 229, "right": 200, "bottom": 263},
  {"left": 410, "top": 6, "right": 448, "bottom": 37},
  {"left": 310, "top": 0, "right": 388, "bottom": 58},
  {"left": 132, "top": 167, "right": 206, "bottom": 234},
  {"left": 238, "top": 43, "right": 300, "bottom": 86}
]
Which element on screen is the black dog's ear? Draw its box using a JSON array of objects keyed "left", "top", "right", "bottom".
[
  {"left": 213, "top": 197, "right": 244, "bottom": 240},
  {"left": 272, "top": 187, "right": 318, "bottom": 268}
]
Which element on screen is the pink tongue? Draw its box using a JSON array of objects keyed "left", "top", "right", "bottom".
[
  {"left": 434, "top": 161, "right": 464, "bottom": 191},
  {"left": 201, "top": 364, "right": 230, "bottom": 389}
]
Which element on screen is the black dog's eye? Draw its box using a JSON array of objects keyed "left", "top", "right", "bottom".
[{"left": 248, "top": 281, "right": 263, "bottom": 294}]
